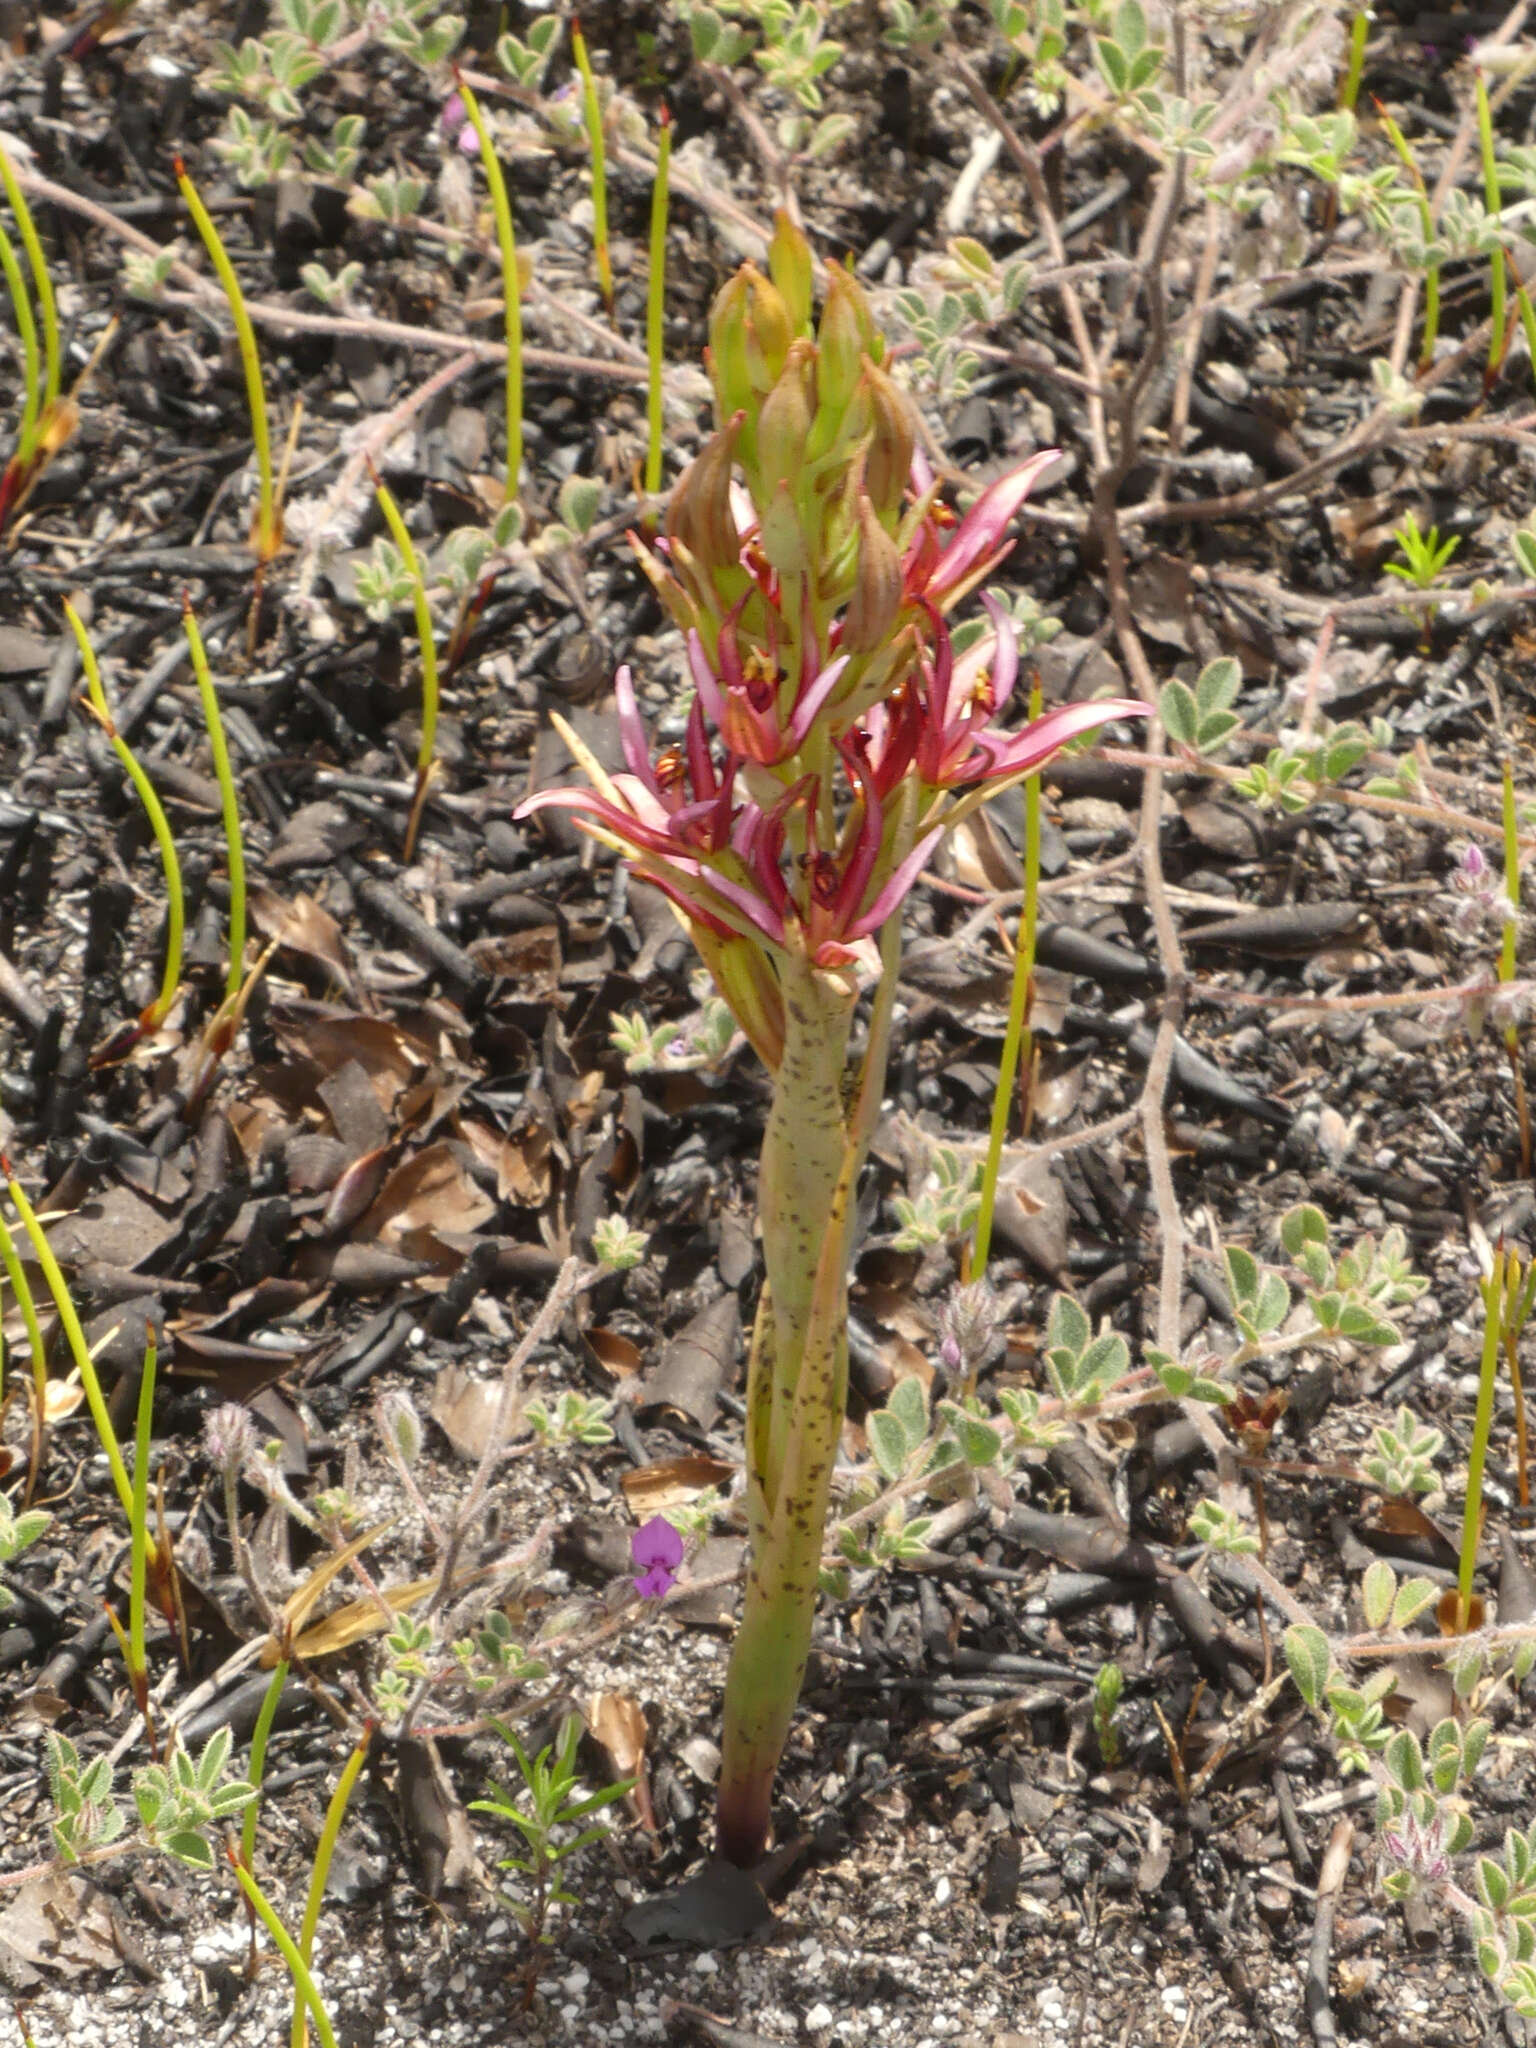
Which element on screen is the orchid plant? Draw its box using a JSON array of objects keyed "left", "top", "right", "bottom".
[{"left": 518, "top": 212, "right": 1146, "bottom": 1867}]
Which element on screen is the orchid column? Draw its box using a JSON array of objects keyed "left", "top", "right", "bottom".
[{"left": 519, "top": 216, "right": 1147, "bottom": 1867}]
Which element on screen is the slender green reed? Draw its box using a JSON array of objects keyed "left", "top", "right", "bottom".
[
  {"left": 65, "top": 600, "right": 184, "bottom": 1034},
  {"left": 369, "top": 470, "right": 440, "bottom": 862},
  {"left": 182, "top": 599, "right": 246, "bottom": 1003},
  {"left": 130, "top": 1337, "right": 156, "bottom": 1723},
  {"left": 0, "top": 220, "right": 40, "bottom": 464},
  {"left": 231, "top": 1860, "right": 339, "bottom": 2048},
  {"left": 645, "top": 107, "right": 672, "bottom": 500},
  {"left": 454, "top": 77, "right": 523, "bottom": 502},
  {"left": 241, "top": 1657, "right": 291, "bottom": 1870},
  {"left": 1475, "top": 71, "right": 1506, "bottom": 387},
  {"left": 972, "top": 678, "right": 1044, "bottom": 1282},
  {"left": 3, "top": 1165, "right": 133, "bottom": 1523},
  {"left": 1374, "top": 102, "right": 1440, "bottom": 371},
  {"left": 1338, "top": 8, "right": 1369, "bottom": 111},
  {"left": 570, "top": 18, "right": 613, "bottom": 314},
  {"left": 292, "top": 1728, "right": 372, "bottom": 2048},
  {"left": 1499, "top": 762, "right": 1530, "bottom": 1176},
  {"left": 0, "top": 146, "right": 60, "bottom": 429},
  {"left": 0, "top": 1210, "right": 50, "bottom": 1503},
  {"left": 175, "top": 157, "right": 280, "bottom": 563}
]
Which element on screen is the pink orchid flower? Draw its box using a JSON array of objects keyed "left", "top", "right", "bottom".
[{"left": 904, "top": 448, "right": 1061, "bottom": 611}]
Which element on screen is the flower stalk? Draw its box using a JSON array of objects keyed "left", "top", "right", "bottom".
[{"left": 519, "top": 213, "right": 1146, "bottom": 1863}]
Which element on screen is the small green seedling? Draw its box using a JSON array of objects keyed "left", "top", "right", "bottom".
[
  {"left": 1384, "top": 509, "right": 1460, "bottom": 590},
  {"left": 471, "top": 1714, "right": 630, "bottom": 2003},
  {"left": 1092, "top": 1661, "right": 1124, "bottom": 1766}
]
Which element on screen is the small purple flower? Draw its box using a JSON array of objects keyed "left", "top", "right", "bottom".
[{"left": 632, "top": 1516, "right": 684, "bottom": 1599}]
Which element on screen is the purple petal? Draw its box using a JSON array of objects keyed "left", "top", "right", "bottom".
[
  {"left": 633, "top": 1563, "right": 676, "bottom": 1599},
  {"left": 633, "top": 1515, "right": 684, "bottom": 1568}
]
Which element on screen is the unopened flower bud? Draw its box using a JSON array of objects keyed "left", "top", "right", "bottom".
[
  {"left": 757, "top": 479, "right": 808, "bottom": 579},
  {"left": 861, "top": 359, "right": 918, "bottom": 526},
  {"left": 768, "top": 209, "right": 814, "bottom": 337},
  {"left": 378, "top": 1388, "right": 423, "bottom": 1469},
  {"left": 816, "top": 264, "right": 876, "bottom": 424},
  {"left": 754, "top": 339, "right": 816, "bottom": 501},
  {"left": 745, "top": 269, "right": 792, "bottom": 392},
  {"left": 842, "top": 493, "right": 904, "bottom": 653},
  {"left": 938, "top": 1280, "right": 1001, "bottom": 1382},
  {"left": 204, "top": 1401, "right": 257, "bottom": 1481},
  {"left": 707, "top": 271, "right": 754, "bottom": 429},
  {"left": 666, "top": 415, "right": 743, "bottom": 592}
]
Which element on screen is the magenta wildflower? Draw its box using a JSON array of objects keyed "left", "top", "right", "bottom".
[{"left": 632, "top": 1516, "right": 684, "bottom": 1598}]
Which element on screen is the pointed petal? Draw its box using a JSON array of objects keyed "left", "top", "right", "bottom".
[
  {"left": 847, "top": 824, "right": 945, "bottom": 939},
  {"left": 613, "top": 666, "right": 658, "bottom": 793},
  {"left": 786, "top": 653, "right": 850, "bottom": 749},
  {"left": 979, "top": 593, "right": 1018, "bottom": 717},
  {"left": 927, "top": 449, "right": 1059, "bottom": 601},
  {"left": 685, "top": 694, "right": 717, "bottom": 801},
  {"left": 970, "top": 697, "right": 1149, "bottom": 780},
  {"left": 835, "top": 746, "right": 885, "bottom": 926},
  {"left": 688, "top": 629, "right": 728, "bottom": 733}
]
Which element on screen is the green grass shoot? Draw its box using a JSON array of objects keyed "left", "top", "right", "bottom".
[
  {"left": 369, "top": 469, "right": 440, "bottom": 862},
  {"left": 241, "top": 1657, "right": 291, "bottom": 1874},
  {"left": 453, "top": 76, "right": 524, "bottom": 504},
  {"left": 972, "top": 677, "right": 1045, "bottom": 1286},
  {"left": 0, "top": 146, "right": 60, "bottom": 432},
  {"left": 1500, "top": 763, "right": 1529, "bottom": 1176},
  {"left": 2, "top": 1163, "right": 134, "bottom": 1525},
  {"left": 231, "top": 1856, "right": 339, "bottom": 2048},
  {"left": 645, "top": 106, "right": 672, "bottom": 500},
  {"left": 65, "top": 599, "right": 184, "bottom": 1042},
  {"left": 1338, "top": 8, "right": 1369, "bottom": 112},
  {"left": 1475, "top": 70, "right": 1506, "bottom": 390},
  {"left": 182, "top": 598, "right": 246, "bottom": 1005},
  {"left": 1374, "top": 102, "right": 1441, "bottom": 373},
  {"left": 1461, "top": 1249, "right": 1536, "bottom": 1630},
  {"left": 292, "top": 1727, "right": 372, "bottom": 2048},
  {"left": 0, "top": 220, "right": 40, "bottom": 467},
  {"left": 570, "top": 18, "right": 614, "bottom": 316},
  {"left": 0, "top": 1209, "right": 51, "bottom": 1505},
  {"left": 105, "top": 1335, "right": 159, "bottom": 1753},
  {"left": 174, "top": 155, "right": 281, "bottom": 567}
]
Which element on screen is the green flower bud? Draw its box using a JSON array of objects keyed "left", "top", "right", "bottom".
[
  {"left": 666, "top": 415, "right": 743, "bottom": 598},
  {"left": 708, "top": 271, "right": 754, "bottom": 431},
  {"left": 768, "top": 210, "right": 814, "bottom": 338},
  {"left": 861, "top": 358, "right": 917, "bottom": 527},
  {"left": 745, "top": 270, "right": 792, "bottom": 392},
  {"left": 754, "top": 339, "right": 816, "bottom": 504},
  {"left": 757, "top": 480, "right": 808, "bottom": 579},
  {"left": 816, "top": 264, "right": 876, "bottom": 423},
  {"left": 842, "top": 493, "right": 904, "bottom": 653}
]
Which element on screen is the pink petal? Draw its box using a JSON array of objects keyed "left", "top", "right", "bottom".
[
  {"left": 846, "top": 824, "right": 946, "bottom": 939},
  {"left": 786, "top": 653, "right": 849, "bottom": 749},
  {"left": 614, "top": 667, "right": 658, "bottom": 793},
  {"left": 688, "top": 630, "right": 728, "bottom": 732},
  {"left": 970, "top": 697, "right": 1149, "bottom": 781},
  {"left": 926, "top": 450, "right": 1059, "bottom": 601},
  {"left": 978, "top": 594, "right": 1018, "bottom": 716}
]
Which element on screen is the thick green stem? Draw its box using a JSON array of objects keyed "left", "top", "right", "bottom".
[{"left": 718, "top": 939, "right": 892, "bottom": 1867}]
